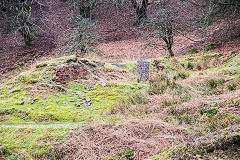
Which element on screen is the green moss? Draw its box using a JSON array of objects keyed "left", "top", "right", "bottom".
[
  {"left": 0, "top": 82, "right": 145, "bottom": 124},
  {"left": 0, "top": 127, "right": 74, "bottom": 159},
  {"left": 35, "top": 62, "right": 50, "bottom": 68},
  {"left": 183, "top": 48, "right": 198, "bottom": 55},
  {"left": 17, "top": 71, "right": 43, "bottom": 84},
  {"left": 104, "top": 63, "right": 127, "bottom": 72},
  {"left": 207, "top": 100, "right": 219, "bottom": 105},
  {"left": 232, "top": 98, "right": 239, "bottom": 105},
  {"left": 104, "top": 61, "right": 136, "bottom": 72}
]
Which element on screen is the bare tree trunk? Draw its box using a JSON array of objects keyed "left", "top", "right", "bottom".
[
  {"left": 80, "top": 6, "right": 91, "bottom": 18},
  {"left": 168, "top": 47, "right": 174, "bottom": 57},
  {"left": 129, "top": 0, "right": 149, "bottom": 24},
  {"left": 18, "top": 13, "right": 36, "bottom": 47},
  {"left": 79, "top": 0, "right": 98, "bottom": 19}
]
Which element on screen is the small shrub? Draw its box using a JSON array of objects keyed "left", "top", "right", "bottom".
[
  {"left": 232, "top": 98, "right": 239, "bottom": 105},
  {"left": 208, "top": 79, "right": 218, "bottom": 89},
  {"left": 106, "top": 158, "right": 118, "bottom": 160},
  {"left": 207, "top": 108, "right": 219, "bottom": 115},
  {"left": 125, "top": 149, "right": 134, "bottom": 160},
  {"left": 180, "top": 93, "right": 192, "bottom": 102},
  {"left": 229, "top": 50, "right": 238, "bottom": 56},
  {"left": 204, "top": 79, "right": 225, "bottom": 89}
]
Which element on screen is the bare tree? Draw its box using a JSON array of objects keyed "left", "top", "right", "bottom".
[
  {"left": 69, "top": 0, "right": 98, "bottom": 18},
  {"left": 0, "top": 0, "right": 38, "bottom": 46},
  {"left": 129, "top": 0, "right": 149, "bottom": 24},
  {"left": 138, "top": 1, "right": 184, "bottom": 57},
  {"left": 64, "top": 15, "right": 100, "bottom": 57}
]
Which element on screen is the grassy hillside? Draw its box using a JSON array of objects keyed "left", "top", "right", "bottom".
[{"left": 0, "top": 49, "right": 239, "bottom": 159}]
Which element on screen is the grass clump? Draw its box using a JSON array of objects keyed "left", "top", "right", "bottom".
[
  {"left": 109, "top": 91, "right": 148, "bottom": 114},
  {"left": 204, "top": 44, "right": 216, "bottom": 51},
  {"left": 162, "top": 99, "right": 177, "bottom": 107},
  {"left": 173, "top": 71, "right": 190, "bottom": 80},
  {"left": 227, "top": 82, "right": 237, "bottom": 91},
  {"left": 183, "top": 48, "right": 198, "bottom": 55},
  {"left": 148, "top": 73, "right": 192, "bottom": 105},
  {"left": 198, "top": 78, "right": 225, "bottom": 95},
  {"left": 186, "top": 61, "right": 194, "bottom": 69},
  {"left": 148, "top": 73, "right": 178, "bottom": 95}
]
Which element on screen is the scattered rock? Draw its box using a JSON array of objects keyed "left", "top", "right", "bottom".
[
  {"left": 62, "top": 101, "right": 67, "bottom": 105},
  {"left": 89, "top": 85, "right": 95, "bottom": 89},
  {"left": 56, "top": 85, "right": 65, "bottom": 91},
  {"left": 24, "top": 100, "right": 29, "bottom": 104},
  {"left": 112, "top": 64, "right": 125, "bottom": 69},
  {"left": 76, "top": 92, "right": 82, "bottom": 96},
  {"left": 85, "top": 97, "right": 91, "bottom": 102},
  {"left": 79, "top": 59, "right": 97, "bottom": 68},
  {"left": 18, "top": 101, "right": 25, "bottom": 105},
  {"left": 75, "top": 103, "right": 81, "bottom": 107},
  {"left": 69, "top": 100, "right": 75, "bottom": 102},
  {"left": 99, "top": 81, "right": 106, "bottom": 87},
  {"left": 56, "top": 99, "right": 59, "bottom": 104}
]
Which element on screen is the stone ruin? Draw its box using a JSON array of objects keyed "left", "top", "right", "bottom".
[
  {"left": 137, "top": 59, "right": 150, "bottom": 81},
  {"left": 55, "top": 59, "right": 98, "bottom": 83},
  {"left": 56, "top": 64, "right": 88, "bottom": 83}
]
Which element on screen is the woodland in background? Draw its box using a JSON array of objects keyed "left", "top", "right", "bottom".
[{"left": 0, "top": 0, "right": 239, "bottom": 56}]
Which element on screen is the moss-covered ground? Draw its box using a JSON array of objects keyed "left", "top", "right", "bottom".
[{"left": 0, "top": 127, "right": 74, "bottom": 160}]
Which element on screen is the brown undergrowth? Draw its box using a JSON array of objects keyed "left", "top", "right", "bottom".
[{"left": 58, "top": 119, "right": 189, "bottom": 160}]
